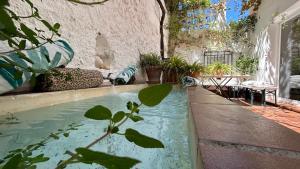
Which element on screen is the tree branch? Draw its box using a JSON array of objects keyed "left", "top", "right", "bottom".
[
  {"left": 156, "top": 0, "right": 166, "bottom": 59},
  {"left": 66, "top": 0, "right": 109, "bottom": 5}
]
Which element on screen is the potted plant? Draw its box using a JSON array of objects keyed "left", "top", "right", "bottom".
[
  {"left": 184, "top": 61, "right": 204, "bottom": 78},
  {"left": 140, "top": 53, "right": 162, "bottom": 84},
  {"left": 162, "top": 56, "right": 187, "bottom": 83},
  {"left": 206, "top": 62, "right": 231, "bottom": 77}
]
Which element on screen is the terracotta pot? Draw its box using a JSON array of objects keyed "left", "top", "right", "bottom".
[
  {"left": 162, "top": 69, "right": 178, "bottom": 84},
  {"left": 215, "top": 70, "right": 224, "bottom": 77},
  {"left": 190, "top": 71, "right": 201, "bottom": 78},
  {"left": 145, "top": 66, "right": 162, "bottom": 84}
]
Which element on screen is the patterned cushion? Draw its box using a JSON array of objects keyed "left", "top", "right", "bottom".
[{"left": 35, "top": 68, "right": 103, "bottom": 92}]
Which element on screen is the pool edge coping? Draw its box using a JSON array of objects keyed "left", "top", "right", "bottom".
[{"left": 0, "top": 84, "right": 148, "bottom": 116}]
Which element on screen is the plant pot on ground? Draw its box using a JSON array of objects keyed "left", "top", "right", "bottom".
[
  {"left": 140, "top": 53, "right": 162, "bottom": 84},
  {"left": 184, "top": 61, "right": 204, "bottom": 78},
  {"left": 162, "top": 56, "right": 187, "bottom": 84}
]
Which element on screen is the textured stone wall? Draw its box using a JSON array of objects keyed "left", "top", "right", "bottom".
[{"left": 6, "top": 0, "right": 168, "bottom": 80}]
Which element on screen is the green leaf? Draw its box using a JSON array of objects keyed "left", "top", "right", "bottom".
[
  {"left": 85, "top": 105, "right": 112, "bottom": 120},
  {"left": 20, "top": 23, "right": 39, "bottom": 45},
  {"left": 138, "top": 84, "right": 172, "bottom": 107},
  {"left": 125, "top": 129, "right": 164, "bottom": 148},
  {"left": 0, "top": 0, "right": 9, "bottom": 6},
  {"left": 75, "top": 148, "right": 140, "bottom": 169},
  {"left": 41, "top": 20, "right": 52, "bottom": 31},
  {"left": 111, "top": 127, "right": 119, "bottom": 134},
  {"left": 126, "top": 101, "right": 133, "bottom": 110},
  {"left": 28, "top": 154, "right": 49, "bottom": 164},
  {"left": 41, "top": 20, "right": 60, "bottom": 35},
  {"left": 63, "top": 133, "right": 69, "bottom": 137},
  {"left": 112, "top": 111, "right": 125, "bottom": 123},
  {"left": 2, "top": 154, "right": 22, "bottom": 169},
  {"left": 49, "top": 133, "right": 59, "bottom": 140},
  {"left": 0, "top": 8, "right": 17, "bottom": 35},
  {"left": 18, "top": 40, "right": 26, "bottom": 50},
  {"left": 126, "top": 114, "right": 144, "bottom": 122},
  {"left": 53, "top": 23, "right": 60, "bottom": 30}
]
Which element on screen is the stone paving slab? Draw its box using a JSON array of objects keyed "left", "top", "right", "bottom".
[
  {"left": 199, "top": 144, "right": 300, "bottom": 169},
  {"left": 188, "top": 87, "right": 217, "bottom": 95},
  {"left": 188, "top": 87, "right": 300, "bottom": 169},
  {"left": 190, "top": 103, "right": 300, "bottom": 152},
  {"left": 188, "top": 88, "right": 235, "bottom": 105}
]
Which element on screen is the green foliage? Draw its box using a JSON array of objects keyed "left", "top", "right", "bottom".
[
  {"left": 206, "top": 62, "right": 232, "bottom": 76},
  {"left": 241, "top": 0, "right": 262, "bottom": 13},
  {"left": 163, "top": 56, "right": 187, "bottom": 73},
  {"left": 138, "top": 84, "right": 172, "bottom": 107},
  {"left": 2, "top": 154, "right": 22, "bottom": 169},
  {"left": 84, "top": 105, "right": 112, "bottom": 120},
  {"left": 75, "top": 148, "right": 140, "bottom": 169},
  {"left": 291, "top": 55, "right": 300, "bottom": 75},
  {"left": 229, "top": 15, "right": 258, "bottom": 46},
  {"left": 0, "top": 0, "right": 61, "bottom": 80},
  {"left": 140, "top": 53, "right": 161, "bottom": 68},
  {"left": 182, "top": 0, "right": 211, "bottom": 8},
  {"left": 112, "top": 111, "right": 126, "bottom": 123},
  {"left": 1, "top": 123, "right": 82, "bottom": 169},
  {"left": 126, "top": 114, "right": 144, "bottom": 122},
  {"left": 125, "top": 129, "right": 164, "bottom": 148},
  {"left": 183, "top": 61, "right": 204, "bottom": 75},
  {"left": 235, "top": 55, "right": 258, "bottom": 75}
]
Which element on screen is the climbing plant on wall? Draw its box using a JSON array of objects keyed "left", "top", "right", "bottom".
[
  {"left": 164, "top": 0, "right": 262, "bottom": 54},
  {"left": 0, "top": 0, "right": 61, "bottom": 79},
  {"left": 0, "top": 0, "right": 112, "bottom": 79}
]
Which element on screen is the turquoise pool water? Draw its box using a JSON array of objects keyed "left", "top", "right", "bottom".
[{"left": 0, "top": 89, "right": 193, "bottom": 169}]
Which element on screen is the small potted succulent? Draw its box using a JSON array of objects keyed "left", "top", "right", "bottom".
[
  {"left": 140, "top": 53, "right": 162, "bottom": 84},
  {"left": 206, "top": 62, "right": 231, "bottom": 77},
  {"left": 162, "top": 56, "right": 187, "bottom": 83}
]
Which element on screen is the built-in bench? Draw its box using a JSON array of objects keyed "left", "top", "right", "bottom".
[{"left": 187, "top": 87, "right": 300, "bottom": 169}]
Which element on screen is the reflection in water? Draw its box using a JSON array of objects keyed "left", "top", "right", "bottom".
[{"left": 280, "top": 15, "right": 300, "bottom": 100}]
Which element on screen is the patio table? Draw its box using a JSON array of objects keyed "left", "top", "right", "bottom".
[
  {"left": 242, "top": 85, "right": 277, "bottom": 105},
  {"left": 200, "top": 75, "right": 251, "bottom": 98}
]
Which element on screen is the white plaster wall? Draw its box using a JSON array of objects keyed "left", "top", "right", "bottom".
[
  {"left": 253, "top": 0, "right": 299, "bottom": 84},
  {"left": 5, "top": 0, "right": 168, "bottom": 80}
]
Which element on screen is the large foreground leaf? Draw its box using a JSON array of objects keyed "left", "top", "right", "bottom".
[
  {"left": 2, "top": 154, "right": 22, "bottom": 169},
  {"left": 85, "top": 105, "right": 112, "bottom": 120},
  {"left": 125, "top": 129, "right": 164, "bottom": 148},
  {"left": 75, "top": 148, "right": 140, "bottom": 169},
  {"left": 138, "top": 84, "right": 172, "bottom": 107}
]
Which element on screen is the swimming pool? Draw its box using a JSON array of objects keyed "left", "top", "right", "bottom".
[{"left": 0, "top": 88, "right": 194, "bottom": 169}]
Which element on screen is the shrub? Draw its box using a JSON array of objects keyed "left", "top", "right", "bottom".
[{"left": 140, "top": 53, "right": 162, "bottom": 68}]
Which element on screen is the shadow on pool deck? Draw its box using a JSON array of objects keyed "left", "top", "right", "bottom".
[{"left": 187, "top": 87, "right": 300, "bottom": 169}]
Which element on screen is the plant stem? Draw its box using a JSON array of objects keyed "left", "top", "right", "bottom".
[{"left": 55, "top": 104, "right": 141, "bottom": 169}]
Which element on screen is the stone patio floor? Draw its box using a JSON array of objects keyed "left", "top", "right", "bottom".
[
  {"left": 236, "top": 99, "right": 300, "bottom": 134},
  {"left": 189, "top": 87, "right": 300, "bottom": 169}
]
